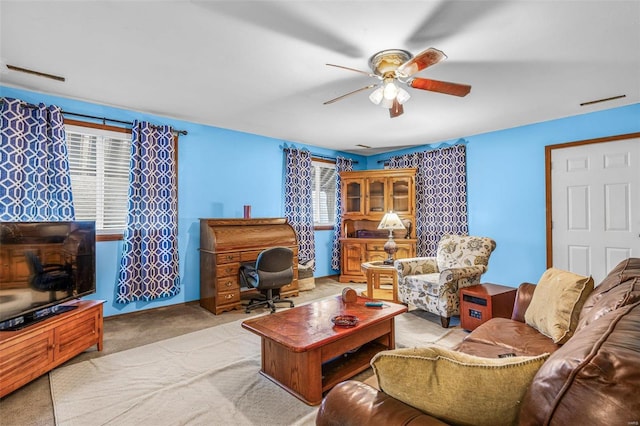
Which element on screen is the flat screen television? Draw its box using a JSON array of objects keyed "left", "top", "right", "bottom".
[{"left": 0, "top": 221, "right": 96, "bottom": 330}]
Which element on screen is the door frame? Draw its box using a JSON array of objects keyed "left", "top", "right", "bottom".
[{"left": 545, "top": 131, "right": 640, "bottom": 268}]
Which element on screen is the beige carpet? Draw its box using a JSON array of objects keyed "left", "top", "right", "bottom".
[{"left": 50, "top": 309, "right": 466, "bottom": 426}]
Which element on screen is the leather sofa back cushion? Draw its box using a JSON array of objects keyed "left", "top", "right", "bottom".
[
  {"left": 577, "top": 257, "right": 640, "bottom": 331},
  {"left": 371, "top": 346, "right": 549, "bottom": 426},
  {"left": 524, "top": 268, "right": 594, "bottom": 344},
  {"left": 520, "top": 301, "right": 640, "bottom": 425}
]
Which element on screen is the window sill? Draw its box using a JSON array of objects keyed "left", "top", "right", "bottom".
[{"left": 97, "top": 234, "right": 124, "bottom": 242}]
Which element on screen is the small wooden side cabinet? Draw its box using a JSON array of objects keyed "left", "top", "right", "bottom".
[
  {"left": 360, "top": 261, "right": 398, "bottom": 302},
  {"left": 0, "top": 299, "right": 104, "bottom": 398},
  {"left": 460, "top": 283, "right": 516, "bottom": 331}
]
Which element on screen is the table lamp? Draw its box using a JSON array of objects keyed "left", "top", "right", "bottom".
[{"left": 377, "top": 211, "right": 406, "bottom": 265}]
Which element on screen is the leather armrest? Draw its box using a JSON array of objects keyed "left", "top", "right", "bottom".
[
  {"left": 511, "top": 282, "right": 537, "bottom": 322},
  {"left": 316, "top": 381, "right": 449, "bottom": 426}
]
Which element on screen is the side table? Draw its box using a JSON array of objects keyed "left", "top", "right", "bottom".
[
  {"left": 360, "top": 261, "right": 398, "bottom": 302},
  {"left": 460, "top": 283, "right": 517, "bottom": 331}
]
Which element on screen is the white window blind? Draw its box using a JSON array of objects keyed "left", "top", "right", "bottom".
[
  {"left": 65, "top": 125, "right": 131, "bottom": 234},
  {"left": 311, "top": 160, "right": 336, "bottom": 226}
]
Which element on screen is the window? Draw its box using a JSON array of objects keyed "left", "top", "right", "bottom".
[
  {"left": 65, "top": 122, "right": 132, "bottom": 236},
  {"left": 310, "top": 160, "right": 336, "bottom": 228}
]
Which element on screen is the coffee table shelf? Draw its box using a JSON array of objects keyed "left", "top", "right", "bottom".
[{"left": 321, "top": 340, "right": 387, "bottom": 392}]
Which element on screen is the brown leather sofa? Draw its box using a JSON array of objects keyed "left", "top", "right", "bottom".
[{"left": 316, "top": 258, "right": 640, "bottom": 426}]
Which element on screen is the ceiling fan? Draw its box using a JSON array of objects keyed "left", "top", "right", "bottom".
[{"left": 324, "top": 48, "right": 471, "bottom": 118}]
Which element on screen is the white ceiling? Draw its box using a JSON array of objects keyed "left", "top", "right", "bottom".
[{"left": 1, "top": 0, "right": 639, "bottom": 156}]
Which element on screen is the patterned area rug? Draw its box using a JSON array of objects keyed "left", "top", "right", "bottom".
[{"left": 50, "top": 309, "right": 466, "bottom": 426}]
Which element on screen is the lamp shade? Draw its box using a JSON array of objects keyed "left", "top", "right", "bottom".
[
  {"left": 377, "top": 212, "right": 406, "bottom": 231},
  {"left": 378, "top": 212, "right": 406, "bottom": 265}
]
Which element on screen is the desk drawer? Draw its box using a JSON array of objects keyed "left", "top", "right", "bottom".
[
  {"left": 241, "top": 250, "right": 262, "bottom": 262},
  {"left": 216, "top": 252, "right": 240, "bottom": 264},
  {"left": 217, "top": 289, "right": 240, "bottom": 305},
  {"left": 239, "top": 248, "right": 299, "bottom": 263},
  {"left": 217, "top": 262, "right": 240, "bottom": 277},
  {"left": 216, "top": 276, "right": 239, "bottom": 292}
]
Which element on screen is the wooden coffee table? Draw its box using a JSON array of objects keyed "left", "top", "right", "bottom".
[{"left": 241, "top": 296, "right": 407, "bottom": 405}]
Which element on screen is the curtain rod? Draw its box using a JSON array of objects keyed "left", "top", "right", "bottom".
[
  {"left": 2, "top": 100, "right": 188, "bottom": 136},
  {"left": 376, "top": 141, "right": 468, "bottom": 163},
  {"left": 283, "top": 147, "right": 359, "bottom": 164},
  {"left": 62, "top": 111, "right": 187, "bottom": 136}
]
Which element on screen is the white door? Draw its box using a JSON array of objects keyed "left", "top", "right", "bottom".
[{"left": 551, "top": 137, "right": 640, "bottom": 284}]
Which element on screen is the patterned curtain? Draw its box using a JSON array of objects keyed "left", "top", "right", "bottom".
[
  {"left": 0, "top": 97, "right": 75, "bottom": 221},
  {"left": 330, "top": 156, "right": 353, "bottom": 270},
  {"left": 116, "top": 121, "right": 180, "bottom": 303},
  {"left": 388, "top": 145, "right": 468, "bottom": 256},
  {"left": 284, "top": 148, "right": 315, "bottom": 268}
]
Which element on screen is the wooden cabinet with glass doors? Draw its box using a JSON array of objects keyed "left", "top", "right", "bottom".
[{"left": 339, "top": 168, "right": 417, "bottom": 282}]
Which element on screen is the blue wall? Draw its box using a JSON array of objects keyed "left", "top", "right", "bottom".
[
  {"left": 2, "top": 85, "right": 638, "bottom": 316},
  {"left": 0, "top": 85, "right": 366, "bottom": 317},
  {"left": 368, "top": 103, "right": 640, "bottom": 287}
]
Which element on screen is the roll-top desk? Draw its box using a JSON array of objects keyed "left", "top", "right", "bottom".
[{"left": 199, "top": 218, "right": 299, "bottom": 315}]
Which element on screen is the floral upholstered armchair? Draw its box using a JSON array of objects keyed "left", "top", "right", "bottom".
[{"left": 394, "top": 235, "right": 496, "bottom": 328}]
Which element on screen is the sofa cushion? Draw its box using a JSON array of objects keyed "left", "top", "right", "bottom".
[
  {"left": 456, "top": 317, "right": 561, "bottom": 357},
  {"left": 371, "top": 346, "right": 549, "bottom": 426},
  {"left": 577, "top": 257, "right": 640, "bottom": 331},
  {"left": 524, "top": 268, "right": 594, "bottom": 343},
  {"left": 520, "top": 301, "right": 640, "bottom": 426}
]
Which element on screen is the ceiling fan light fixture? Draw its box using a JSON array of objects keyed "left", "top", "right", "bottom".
[
  {"left": 382, "top": 79, "right": 399, "bottom": 100},
  {"left": 396, "top": 88, "right": 411, "bottom": 105},
  {"left": 369, "top": 87, "right": 384, "bottom": 105},
  {"left": 380, "top": 97, "right": 395, "bottom": 109}
]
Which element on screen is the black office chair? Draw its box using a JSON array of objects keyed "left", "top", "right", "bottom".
[
  {"left": 241, "top": 247, "right": 295, "bottom": 314},
  {"left": 25, "top": 251, "right": 73, "bottom": 302}
]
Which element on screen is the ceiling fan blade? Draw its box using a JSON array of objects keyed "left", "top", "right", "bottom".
[
  {"left": 405, "top": 1, "right": 507, "bottom": 48},
  {"left": 389, "top": 99, "right": 404, "bottom": 118},
  {"left": 323, "top": 84, "right": 378, "bottom": 105},
  {"left": 396, "top": 48, "right": 447, "bottom": 77},
  {"left": 408, "top": 77, "right": 471, "bottom": 97},
  {"left": 326, "top": 64, "right": 379, "bottom": 79},
  {"left": 193, "top": 2, "right": 363, "bottom": 57}
]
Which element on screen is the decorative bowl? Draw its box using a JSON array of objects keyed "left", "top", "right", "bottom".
[{"left": 331, "top": 314, "right": 359, "bottom": 328}]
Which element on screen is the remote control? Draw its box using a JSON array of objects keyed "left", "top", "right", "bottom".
[
  {"left": 365, "top": 301, "right": 384, "bottom": 308},
  {"left": 498, "top": 353, "right": 517, "bottom": 358}
]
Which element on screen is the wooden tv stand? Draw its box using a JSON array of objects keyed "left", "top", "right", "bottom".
[{"left": 0, "top": 299, "right": 104, "bottom": 398}]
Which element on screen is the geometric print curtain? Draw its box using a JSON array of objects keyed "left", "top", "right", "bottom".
[
  {"left": 116, "top": 121, "right": 180, "bottom": 303},
  {"left": 283, "top": 147, "right": 315, "bottom": 268},
  {"left": 388, "top": 144, "right": 468, "bottom": 257},
  {"left": 0, "top": 97, "right": 75, "bottom": 221},
  {"left": 330, "top": 156, "right": 353, "bottom": 271}
]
